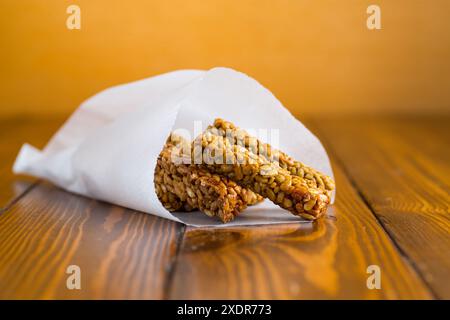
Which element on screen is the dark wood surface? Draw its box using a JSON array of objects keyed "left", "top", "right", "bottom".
[
  {"left": 314, "top": 116, "right": 450, "bottom": 299},
  {"left": 0, "top": 115, "right": 448, "bottom": 299}
]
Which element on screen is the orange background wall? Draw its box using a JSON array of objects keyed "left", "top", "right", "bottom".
[{"left": 1, "top": 0, "right": 449, "bottom": 117}]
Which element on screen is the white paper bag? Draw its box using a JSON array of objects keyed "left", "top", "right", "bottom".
[{"left": 13, "top": 67, "right": 335, "bottom": 227}]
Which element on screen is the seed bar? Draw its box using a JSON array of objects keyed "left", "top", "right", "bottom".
[
  {"left": 211, "top": 118, "right": 335, "bottom": 193},
  {"left": 194, "top": 130, "right": 331, "bottom": 220},
  {"left": 154, "top": 136, "right": 263, "bottom": 223}
]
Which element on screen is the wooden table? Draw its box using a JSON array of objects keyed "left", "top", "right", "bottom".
[{"left": 0, "top": 115, "right": 448, "bottom": 300}]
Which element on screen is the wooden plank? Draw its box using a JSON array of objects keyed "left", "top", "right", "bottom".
[
  {"left": 315, "top": 115, "right": 450, "bottom": 299},
  {"left": 168, "top": 162, "right": 432, "bottom": 299},
  {"left": 0, "top": 182, "right": 183, "bottom": 299},
  {"left": 0, "top": 116, "right": 63, "bottom": 210},
  {"left": 1, "top": 115, "right": 443, "bottom": 299},
  {"left": 383, "top": 115, "right": 449, "bottom": 188}
]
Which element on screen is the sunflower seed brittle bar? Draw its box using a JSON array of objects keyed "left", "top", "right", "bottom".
[
  {"left": 212, "top": 118, "right": 335, "bottom": 193},
  {"left": 194, "top": 130, "right": 331, "bottom": 220},
  {"left": 154, "top": 137, "right": 263, "bottom": 223}
]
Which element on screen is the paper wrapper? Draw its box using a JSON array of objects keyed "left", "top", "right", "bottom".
[{"left": 13, "top": 67, "right": 335, "bottom": 227}]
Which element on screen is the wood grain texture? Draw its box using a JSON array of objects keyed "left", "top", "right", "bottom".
[
  {"left": 315, "top": 115, "right": 450, "bottom": 299},
  {"left": 0, "top": 115, "right": 447, "bottom": 299},
  {"left": 168, "top": 163, "right": 432, "bottom": 299},
  {"left": 0, "top": 182, "right": 182, "bottom": 299}
]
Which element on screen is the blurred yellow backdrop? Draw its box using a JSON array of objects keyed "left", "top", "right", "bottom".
[{"left": 1, "top": 0, "right": 449, "bottom": 117}]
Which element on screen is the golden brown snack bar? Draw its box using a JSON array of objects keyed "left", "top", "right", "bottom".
[
  {"left": 211, "top": 118, "right": 335, "bottom": 193},
  {"left": 193, "top": 130, "right": 331, "bottom": 220},
  {"left": 154, "top": 136, "right": 263, "bottom": 223}
]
